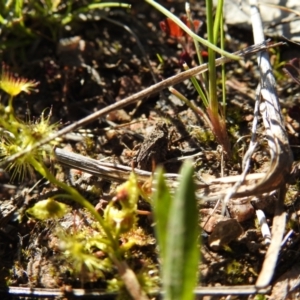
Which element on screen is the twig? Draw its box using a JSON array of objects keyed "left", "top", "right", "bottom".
[
  {"left": 54, "top": 148, "right": 286, "bottom": 202},
  {"left": 0, "top": 285, "right": 271, "bottom": 298},
  {"left": 54, "top": 147, "right": 179, "bottom": 183}
]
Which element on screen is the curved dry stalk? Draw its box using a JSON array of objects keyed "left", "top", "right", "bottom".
[{"left": 248, "top": 0, "right": 293, "bottom": 290}]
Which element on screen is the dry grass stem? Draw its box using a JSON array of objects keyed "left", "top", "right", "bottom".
[{"left": 249, "top": 0, "right": 293, "bottom": 289}]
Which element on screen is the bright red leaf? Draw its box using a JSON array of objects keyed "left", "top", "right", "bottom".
[{"left": 160, "top": 15, "right": 202, "bottom": 39}]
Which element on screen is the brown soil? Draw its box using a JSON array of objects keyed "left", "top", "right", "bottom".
[{"left": 1, "top": 0, "right": 300, "bottom": 299}]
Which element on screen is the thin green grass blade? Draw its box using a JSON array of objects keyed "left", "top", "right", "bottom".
[
  {"left": 189, "top": 75, "right": 209, "bottom": 108},
  {"left": 163, "top": 161, "right": 199, "bottom": 300},
  {"left": 213, "top": 0, "right": 224, "bottom": 45},
  {"left": 152, "top": 167, "right": 172, "bottom": 262},
  {"left": 220, "top": 10, "right": 227, "bottom": 116},
  {"left": 206, "top": 0, "right": 218, "bottom": 117}
]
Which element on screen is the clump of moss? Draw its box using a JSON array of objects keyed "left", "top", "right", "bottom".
[
  {"left": 190, "top": 126, "right": 215, "bottom": 144},
  {"left": 225, "top": 259, "right": 247, "bottom": 284}
]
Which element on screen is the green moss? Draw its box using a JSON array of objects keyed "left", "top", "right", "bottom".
[
  {"left": 190, "top": 127, "right": 215, "bottom": 144},
  {"left": 225, "top": 259, "right": 245, "bottom": 284},
  {"left": 284, "top": 186, "right": 298, "bottom": 206},
  {"left": 227, "top": 106, "right": 243, "bottom": 125}
]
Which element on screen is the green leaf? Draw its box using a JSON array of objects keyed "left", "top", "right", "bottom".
[
  {"left": 152, "top": 167, "right": 172, "bottom": 262},
  {"left": 163, "top": 161, "right": 199, "bottom": 300},
  {"left": 26, "top": 198, "right": 71, "bottom": 220}
]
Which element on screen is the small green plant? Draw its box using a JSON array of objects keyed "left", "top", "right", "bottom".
[
  {"left": 269, "top": 46, "right": 287, "bottom": 82},
  {"left": 146, "top": 0, "right": 235, "bottom": 154},
  {"left": 0, "top": 64, "right": 47, "bottom": 181},
  {"left": 0, "top": 0, "right": 131, "bottom": 62},
  {"left": 0, "top": 65, "right": 150, "bottom": 299}
]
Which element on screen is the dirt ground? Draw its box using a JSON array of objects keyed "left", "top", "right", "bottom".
[{"left": 1, "top": 0, "right": 300, "bottom": 299}]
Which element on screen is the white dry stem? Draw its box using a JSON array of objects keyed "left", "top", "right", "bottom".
[
  {"left": 249, "top": 0, "right": 293, "bottom": 289},
  {"left": 1, "top": 285, "right": 271, "bottom": 298},
  {"left": 221, "top": 84, "right": 261, "bottom": 214},
  {"left": 242, "top": 84, "right": 261, "bottom": 171},
  {"left": 256, "top": 209, "right": 271, "bottom": 244}
]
